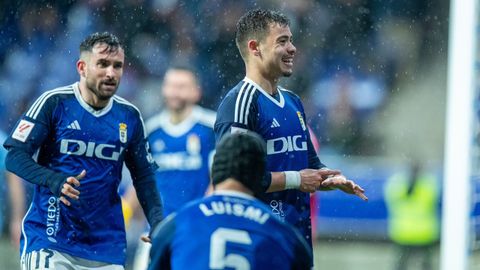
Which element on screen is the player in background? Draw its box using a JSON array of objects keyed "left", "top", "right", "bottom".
[
  {"left": 214, "top": 9, "right": 368, "bottom": 264},
  {"left": 148, "top": 132, "right": 312, "bottom": 270},
  {"left": 125, "top": 64, "right": 216, "bottom": 270},
  {"left": 3, "top": 32, "right": 163, "bottom": 270}
]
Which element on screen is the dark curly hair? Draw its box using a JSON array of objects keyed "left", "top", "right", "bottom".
[
  {"left": 235, "top": 9, "right": 290, "bottom": 60},
  {"left": 211, "top": 132, "right": 266, "bottom": 194},
  {"left": 79, "top": 32, "right": 123, "bottom": 54}
]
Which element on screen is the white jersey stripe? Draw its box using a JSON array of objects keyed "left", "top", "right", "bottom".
[
  {"left": 234, "top": 82, "right": 249, "bottom": 123},
  {"left": 21, "top": 202, "right": 34, "bottom": 265},
  {"left": 26, "top": 88, "right": 73, "bottom": 119},
  {"left": 238, "top": 84, "right": 253, "bottom": 125},
  {"left": 243, "top": 86, "right": 256, "bottom": 126}
]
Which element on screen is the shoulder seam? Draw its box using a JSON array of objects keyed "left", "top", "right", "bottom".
[{"left": 26, "top": 86, "right": 74, "bottom": 119}]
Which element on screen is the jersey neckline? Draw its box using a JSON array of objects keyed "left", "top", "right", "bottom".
[
  {"left": 73, "top": 82, "right": 113, "bottom": 117},
  {"left": 243, "top": 77, "right": 285, "bottom": 108}
]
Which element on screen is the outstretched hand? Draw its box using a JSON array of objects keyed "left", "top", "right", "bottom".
[
  {"left": 321, "top": 175, "right": 368, "bottom": 201},
  {"left": 59, "top": 170, "right": 86, "bottom": 206},
  {"left": 298, "top": 168, "right": 341, "bottom": 193}
]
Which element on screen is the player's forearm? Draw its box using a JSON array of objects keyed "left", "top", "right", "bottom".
[
  {"left": 5, "top": 148, "right": 68, "bottom": 196},
  {"left": 6, "top": 172, "right": 26, "bottom": 220},
  {"left": 267, "top": 172, "right": 287, "bottom": 192},
  {"left": 133, "top": 174, "right": 163, "bottom": 229}
]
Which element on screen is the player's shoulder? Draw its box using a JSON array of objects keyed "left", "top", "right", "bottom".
[
  {"left": 145, "top": 111, "right": 168, "bottom": 134},
  {"left": 25, "top": 84, "right": 76, "bottom": 119},
  {"left": 192, "top": 106, "right": 216, "bottom": 128},
  {"left": 218, "top": 80, "right": 259, "bottom": 108},
  {"left": 278, "top": 86, "right": 301, "bottom": 101},
  {"left": 112, "top": 95, "right": 142, "bottom": 116}
]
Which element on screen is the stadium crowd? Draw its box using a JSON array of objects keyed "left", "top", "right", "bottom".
[{"left": 0, "top": 0, "right": 447, "bottom": 155}]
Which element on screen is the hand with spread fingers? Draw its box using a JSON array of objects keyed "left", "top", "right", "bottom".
[
  {"left": 321, "top": 174, "right": 368, "bottom": 201},
  {"left": 298, "top": 168, "right": 342, "bottom": 193},
  {"left": 59, "top": 170, "right": 86, "bottom": 206}
]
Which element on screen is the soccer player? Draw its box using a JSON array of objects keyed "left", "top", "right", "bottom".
[
  {"left": 3, "top": 32, "right": 163, "bottom": 270},
  {"left": 214, "top": 8, "right": 368, "bottom": 261},
  {"left": 128, "top": 64, "right": 216, "bottom": 270},
  {"left": 146, "top": 64, "right": 216, "bottom": 216},
  {"left": 148, "top": 132, "right": 312, "bottom": 270}
]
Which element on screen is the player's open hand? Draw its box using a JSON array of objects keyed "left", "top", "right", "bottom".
[
  {"left": 299, "top": 168, "right": 341, "bottom": 193},
  {"left": 60, "top": 170, "right": 86, "bottom": 206},
  {"left": 321, "top": 175, "right": 368, "bottom": 201}
]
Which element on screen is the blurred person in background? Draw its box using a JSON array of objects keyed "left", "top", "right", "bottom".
[
  {"left": 384, "top": 161, "right": 440, "bottom": 270},
  {"left": 125, "top": 64, "right": 216, "bottom": 270},
  {"left": 3, "top": 32, "right": 163, "bottom": 270},
  {"left": 148, "top": 132, "right": 312, "bottom": 270},
  {"left": 214, "top": 8, "right": 368, "bottom": 266}
]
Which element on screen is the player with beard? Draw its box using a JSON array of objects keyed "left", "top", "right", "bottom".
[
  {"left": 127, "top": 65, "right": 216, "bottom": 270},
  {"left": 3, "top": 32, "right": 163, "bottom": 270},
  {"left": 214, "top": 9, "right": 368, "bottom": 266}
]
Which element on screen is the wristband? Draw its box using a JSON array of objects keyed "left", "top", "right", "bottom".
[{"left": 284, "top": 171, "right": 301, "bottom": 189}]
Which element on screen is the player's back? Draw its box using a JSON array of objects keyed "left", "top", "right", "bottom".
[{"left": 149, "top": 191, "right": 312, "bottom": 270}]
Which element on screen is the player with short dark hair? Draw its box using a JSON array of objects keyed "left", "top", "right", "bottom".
[
  {"left": 148, "top": 132, "right": 312, "bottom": 270},
  {"left": 3, "top": 32, "right": 163, "bottom": 270},
  {"left": 214, "top": 9, "right": 368, "bottom": 266}
]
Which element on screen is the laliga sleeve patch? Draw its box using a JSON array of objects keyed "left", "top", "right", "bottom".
[{"left": 12, "top": 119, "right": 35, "bottom": 142}]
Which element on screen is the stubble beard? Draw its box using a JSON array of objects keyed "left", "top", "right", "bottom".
[{"left": 86, "top": 79, "right": 117, "bottom": 101}]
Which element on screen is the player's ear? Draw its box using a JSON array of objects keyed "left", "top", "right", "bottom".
[
  {"left": 247, "top": 40, "right": 261, "bottom": 57},
  {"left": 76, "top": 59, "right": 87, "bottom": 78}
]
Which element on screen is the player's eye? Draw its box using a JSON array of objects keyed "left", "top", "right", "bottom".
[
  {"left": 97, "top": 60, "right": 109, "bottom": 68},
  {"left": 114, "top": 62, "right": 123, "bottom": 69}
]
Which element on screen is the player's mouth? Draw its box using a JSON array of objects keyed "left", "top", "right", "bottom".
[
  {"left": 282, "top": 57, "right": 294, "bottom": 67},
  {"left": 101, "top": 80, "right": 117, "bottom": 89}
]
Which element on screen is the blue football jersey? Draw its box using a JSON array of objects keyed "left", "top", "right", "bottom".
[
  {"left": 146, "top": 106, "right": 216, "bottom": 216},
  {"left": 215, "top": 77, "right": 323, "bottom": 248},
  {"left": 148, "top": 191, "right": 312, "bottom": 270},
  {"left": 3, "top": 83, "right": 158, "bottom": 265}
]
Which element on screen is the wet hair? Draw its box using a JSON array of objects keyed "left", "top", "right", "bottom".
[
  {"left": 211, "top": 132, "right": 266, "bottom": 194},
  {"left": 79, "top": 32, "right": 123, "bottom": 54},
  {"left": 235, "top": 8, "right": 290, "bottom": 60}
]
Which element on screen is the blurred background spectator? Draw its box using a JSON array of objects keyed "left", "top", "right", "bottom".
[
  {"left": 0, "top": 0, "right": 453, "bottom": 269},
  {"left": 0, "top": 0, "right": 448, "bottom": 160}
]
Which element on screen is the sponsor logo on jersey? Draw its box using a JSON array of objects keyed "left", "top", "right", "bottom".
[
  {"left": 269, "top": 200, "right": 285, "bottom": 221},
  {"left": 66, "top": 120, "right": 81, "bottom": 130},
  {"left": 46, "top": 196, "right": 60, "bottom": 242},
  {"left": 187, "top": 134, "right": 201, "bottom": 154},
  {"left": 266, "top": 135, "right": 307, "bottom": 155},
  {"left": 154, "top": 152, "right": 202, "bottom": 171},
  {"left": 296, "top": 111, "right": 306, "bottom": 131},
  {"left": 59, "top": 139, "right": 124, "bottom": 161},
  {"left": 119, "top": 123, "right": 127, "bottom": 143},
  {"left": 270, "top": 118, "right": 280, "bottom": 128},
  {"left": 12, "top": 119, "right": 35, "bottom": 142}
]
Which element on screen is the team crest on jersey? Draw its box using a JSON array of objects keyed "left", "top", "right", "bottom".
[
  {"left": 119, "top": 123, "right": 128, "bottom": 143},
  {"left": 296, "top": 111, "right": 306, "bottom": 131},
  {"left": 186, "top": 134, "right": 201, "bottom": 154},
  {"left": 12, "top": 119, "right": 35, "bottom": 142}
]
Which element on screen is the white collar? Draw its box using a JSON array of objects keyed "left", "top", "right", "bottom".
[
  {"left": 243, "top": 77, "right": 285, "bottom": 108},
  {"left": 73, "top": 82, "right": 113, "bottom": 117}
]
